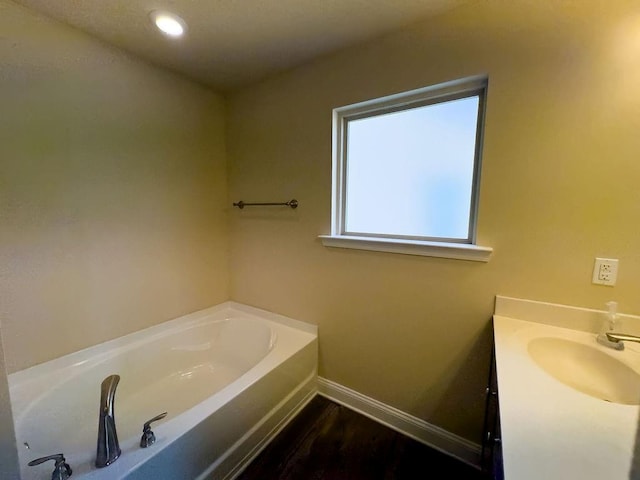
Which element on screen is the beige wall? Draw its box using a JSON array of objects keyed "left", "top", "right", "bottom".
[
  {"left": 227, "top": 0, "right": 640, "bottom": 443},
  {"left": 0, "top": 0, "right": 229, "bottom": 373}
]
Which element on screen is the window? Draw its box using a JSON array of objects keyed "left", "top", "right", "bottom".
[{"left": 320, "top": 76, "right": 492, "bottom": 262}]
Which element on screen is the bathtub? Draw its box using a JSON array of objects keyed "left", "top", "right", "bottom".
[{"left": 8, "top": 301, "right": 318, "bottom": 480}]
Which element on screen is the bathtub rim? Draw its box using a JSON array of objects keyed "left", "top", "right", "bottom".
[{"left": 8, "top": 301, "right": 316, "bottom": 388}]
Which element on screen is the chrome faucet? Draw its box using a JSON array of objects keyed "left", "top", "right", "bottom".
[
  {"left": 606, "top": 332, "right": 640, "bottom": 350},
  {"left": 96, "top": 374, "right": 121, "bottom": 468}
]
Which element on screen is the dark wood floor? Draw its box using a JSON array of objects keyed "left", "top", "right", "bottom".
[{"left": 236, "top": 395, "right": 488, "bottom": 479}]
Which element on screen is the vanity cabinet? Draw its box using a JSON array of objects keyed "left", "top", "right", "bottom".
[{"left": 481, "top": 338, "right": 504, "bottom": 480}]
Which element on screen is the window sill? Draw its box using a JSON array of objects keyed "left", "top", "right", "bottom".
[{"left": 318, "top": 235, "right": 492, "bottom": 262}]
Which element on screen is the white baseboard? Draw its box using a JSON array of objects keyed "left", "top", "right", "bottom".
[{"left": 317, "top": 377, "right": 482, "bottom": 469}]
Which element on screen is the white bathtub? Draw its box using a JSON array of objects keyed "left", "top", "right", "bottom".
[{"left": 8, "top": 301, "right": 318, "bottom": 480}]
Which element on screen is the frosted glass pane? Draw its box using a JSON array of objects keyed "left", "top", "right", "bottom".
[{"left": 345, "top": 96, "right": 479, "bottom": 240}]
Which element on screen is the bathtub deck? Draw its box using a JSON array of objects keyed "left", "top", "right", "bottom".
[{"left": 236, "top": 394, "right": 488, "bottom": 479}]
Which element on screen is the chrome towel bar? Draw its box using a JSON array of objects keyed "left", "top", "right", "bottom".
[{"left": 233, "top": 199, "right": 298, "bottom": 209}]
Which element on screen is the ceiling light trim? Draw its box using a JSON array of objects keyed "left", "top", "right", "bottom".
[{"left": 149, "top": 10, "right": 187, "bottom": 38}]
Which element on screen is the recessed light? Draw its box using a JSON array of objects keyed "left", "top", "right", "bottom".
[{"left": 150, "top": 10, "right": 187, "bottom": 38}]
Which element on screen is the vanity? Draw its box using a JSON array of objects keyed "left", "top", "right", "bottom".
[{"left": 485, "top": 296, "right": 640, "bottom": 480}]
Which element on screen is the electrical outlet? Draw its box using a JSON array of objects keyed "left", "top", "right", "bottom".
[{"left": 592, "top": 258, "right": 619, "bottom": 286}]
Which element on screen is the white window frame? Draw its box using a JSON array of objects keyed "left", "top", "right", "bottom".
[{"left": 319, "top": 75, "right": 493, "bottom": 262}]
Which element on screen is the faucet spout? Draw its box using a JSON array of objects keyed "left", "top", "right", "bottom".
[
  {"left": 96, "top": 374, "right": 121, "bottom": 468},
  {"left": 606, "top": 332, "right": 640, "bottom": 345}
]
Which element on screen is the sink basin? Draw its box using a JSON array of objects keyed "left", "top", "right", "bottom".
[{"left": 527, "top": 337, "right": 640, "bottom": 405}]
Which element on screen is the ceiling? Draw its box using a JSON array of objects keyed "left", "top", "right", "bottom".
[{"left": 13, "top": 0, "right": 466, "bottom": 92}]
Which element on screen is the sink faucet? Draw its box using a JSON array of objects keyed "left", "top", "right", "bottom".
[
  {"left": 606, "top": 332, "right": 640, "bottom": 349},
  {"left": 96, "top": 374, "right": 121, "bottom": 468}
]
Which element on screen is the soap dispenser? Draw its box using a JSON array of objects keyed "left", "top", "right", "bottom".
[
  {"left": 596, "top": 301, "right": 623, "bottom": 350},
  {"left": 606, "top": 301, "right": 618, "bottom": 330}
]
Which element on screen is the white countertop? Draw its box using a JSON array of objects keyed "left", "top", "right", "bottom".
[{"left": 492, "top": 296, "right": 640, "bottom": 480}]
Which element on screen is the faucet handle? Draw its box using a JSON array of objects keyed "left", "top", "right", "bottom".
[
  {"left": 28, "top": 453, "right": 72, "bottom": 480},
  {"left": 140, "top": 412, "right": 168, "bottom": 448}
]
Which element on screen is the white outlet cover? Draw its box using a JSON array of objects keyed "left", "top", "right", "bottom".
[{"left": 592, "top": 257, "right": 619, "bottom": 286}]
